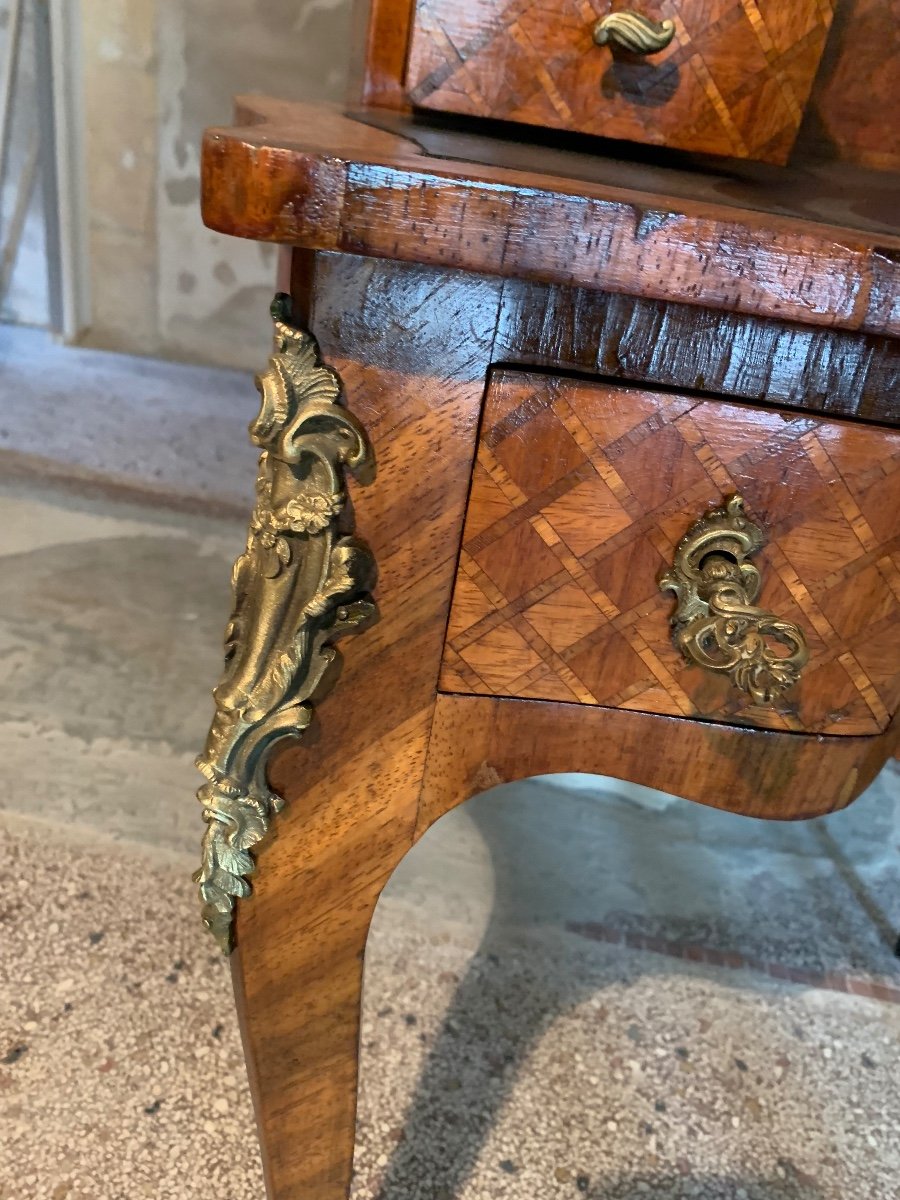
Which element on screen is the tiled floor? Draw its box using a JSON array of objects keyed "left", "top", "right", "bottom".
[{"left": 0, "top": 332, "right": 898, "bottom": 1199}]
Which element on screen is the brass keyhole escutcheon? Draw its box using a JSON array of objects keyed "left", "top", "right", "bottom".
[{"left": 659, "top": 495, "right": 809, "bottom": 705}]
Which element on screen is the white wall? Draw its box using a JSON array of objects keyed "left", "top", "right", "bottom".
[{"left": 78, "top": 0, "right": 354, "bottom": 370}]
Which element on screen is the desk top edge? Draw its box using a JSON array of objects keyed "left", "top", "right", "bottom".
[{"left": 200, "top": 97, "right": 900, "bottom": 339}]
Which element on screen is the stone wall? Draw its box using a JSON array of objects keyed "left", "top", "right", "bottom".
[
  {"left": 79, "top": 0, "right": 353, "bottom": 370},
  {"left": 80, "top": 0, "right": 159, "bottom": 354}
]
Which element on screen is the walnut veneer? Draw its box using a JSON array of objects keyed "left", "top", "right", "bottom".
[
  {"left": 195, "top": 6, "right": 900, "bottom": 1195},
  {"left": 406, "top": 0, "right": 836, "bottom": 163},
  {"left": 442, "top": 371, "right": 900, "bottom": 735},
  {"left": 362, "top": 0, "right": 900, "bottom": 170}
]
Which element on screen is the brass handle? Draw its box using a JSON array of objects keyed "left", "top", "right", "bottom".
[
  {"left": 593, "top": 10, "right": 676, "bottom": 55},
  {"left": 659, "top": 496, "right": 809, "bottom": 705}
]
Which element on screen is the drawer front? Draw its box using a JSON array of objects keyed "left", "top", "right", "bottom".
[
  {"left": 405, "top": 1, "right": 835, "bottom": 164},
  {"left": 440, "top": 371, "right": 900, "bottom": 735}
]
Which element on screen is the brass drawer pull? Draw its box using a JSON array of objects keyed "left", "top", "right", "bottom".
[
  {"left": 660, "top": 496, "right": 809, "bottom": 705},
  {"left": 593, "top": 10, "right": 676, "bottom": 55}
]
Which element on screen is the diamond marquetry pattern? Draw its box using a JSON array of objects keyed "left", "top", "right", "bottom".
[
  {"left": 406, "top": 0, "right": 835, "bottom": 163},
  {"left": 440, "top": 372, "right": 900, "bottom": 735}
]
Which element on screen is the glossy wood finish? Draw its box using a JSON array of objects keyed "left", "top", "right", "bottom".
[
  {"left": 405, "top": 0, "right": 835, "bottom": 164},
  {"left": 353, "top": 0, "right": 417, "bottom": 108},
  {"left": 361, "top": 105, "right": 900, "bottom": 241},
  {"left": 356, "top": 0, "right": 900, "bottom": 173},
  {"left": 493, "top": 280, "right": 900, "bottom": 424},
  {"left": 225, "top": 251, "right": 900, "bottom": 1200},
  {"left": 299, "top": 253, "right": 900, "bottom": 428},
  {"left": 201, "top": 97, "right": 900, "bottom": 339},
  {"left": 206, "top": 26, "right": 900, "bottom": 1192},
  {"left": 441, "top": 371, "right": 900, "bottom": 734}
]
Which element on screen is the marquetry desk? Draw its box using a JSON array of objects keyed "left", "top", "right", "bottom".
[{"left": 193, "top": 5, "right": 900, "bottom": 1197}]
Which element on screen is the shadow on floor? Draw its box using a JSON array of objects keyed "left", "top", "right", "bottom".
[
  {"left": 582, "top": 1174, "right": 824, "bottom": 1200},
  {"left": 583, "top": 1175, "right": 823, "bottom": 1199},
  {"left": 374, "top": 778, "right": 897, "bottom": 1200}
]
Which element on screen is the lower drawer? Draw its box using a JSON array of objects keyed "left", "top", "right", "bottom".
[{"left": 440, "top": 370, "right": 900, "bottom": 735}]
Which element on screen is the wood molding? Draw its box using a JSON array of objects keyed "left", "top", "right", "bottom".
[
  {"left": 419, "top": 693, "right": 899, "bottom": 828},
  {"left": 201, "top": 97, "right": 900, "bottom": 338}
]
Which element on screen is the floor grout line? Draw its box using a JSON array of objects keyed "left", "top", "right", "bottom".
[{"left": 566, "top": 919, "right": 900, "bottom": 1003}]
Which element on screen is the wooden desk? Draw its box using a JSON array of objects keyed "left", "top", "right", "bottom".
[{"left": 192, "top": 7, "right": 899, "bottom": 1195}]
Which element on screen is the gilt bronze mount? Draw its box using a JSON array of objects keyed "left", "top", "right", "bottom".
[
  {"left": 660, "top": 495, "right": 809, "bottom": 706},
  {"left": 194, "top": 295, "right": 377, "bottom": 952},
  {"left": 593, "top": 10, "right": 676, "bottom": 55}
]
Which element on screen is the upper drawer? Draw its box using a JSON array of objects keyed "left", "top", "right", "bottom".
[
  {"left": 440, "top": 370, "right": 900, "bottom": 736},
  {"left": 405, "top": 1, "right": 835, "bottom": 164}
]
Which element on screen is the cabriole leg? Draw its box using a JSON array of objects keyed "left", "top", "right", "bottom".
[{"left": 193, "top": 257, "right": 493, "bottom": 1197}]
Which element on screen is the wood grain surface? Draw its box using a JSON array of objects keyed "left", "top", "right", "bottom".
[
  {"left": 200, "top": 96, "right": 900, "bottom": 338},
  {"left": 358, "top": 105, "right": 900, "bottom": 244},
  {"left": 230, "top": 253, "right": 494, "bottom": 1200},
  {"left": 207, "top": 16, "right": 900, "bottom": 1189},
  {"left": 405, "top": 0, "right": 835, "bottom": 164},
  {"left": 292, "top": 252, "right": 900, "bottom": 427},
  {"left": 420, "top": 694, "right": 898, "bottom": 831},
  {"left": 220, "top": 253, "right": 900, "bottom": 1200},
  {"left": 440, "top": 370, "right": 900, "bottom": 735},
  {"left": 353, "top": 0, "right": 418, "bottom": 108},
  {"left": 355, "top": 0, "right": 900, "bottom": 172},
  {"left": 493, "top": 279, "right": 900, "bottom": 424}
]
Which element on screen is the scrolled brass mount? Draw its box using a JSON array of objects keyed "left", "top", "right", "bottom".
[
  {"left": 593, "top": 10, "right": 676, "bottom": 55},
  {"left": 660, "top": 495, "right": 809, "bottom": 706},
  {"left": 193, "top": 294, "right": 377, "bottom": 952}
]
